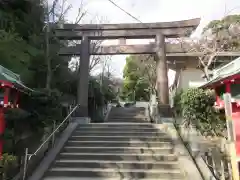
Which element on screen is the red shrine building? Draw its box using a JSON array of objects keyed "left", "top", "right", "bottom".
[
  {"left": 200, "top": 57, "right": 240, "bottom": 162},
  {"left": 0, "top": 65, "right": 33, "bottom": 158}
]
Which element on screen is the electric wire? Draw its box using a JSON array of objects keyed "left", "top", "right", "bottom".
[{"left": 106, "top": 0, "right": 143, "bottom": 23}]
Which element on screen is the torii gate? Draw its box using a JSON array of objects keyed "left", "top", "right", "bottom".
[{"left": 53, "top": 18, "right": 201, "bottom": 117}]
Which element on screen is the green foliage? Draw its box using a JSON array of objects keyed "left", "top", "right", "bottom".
[
  {"left": 89, "top": 77, "right": 116, "bottom": 106},
  {"left": 28, "top": 89, "right": 64, "bottom": 127},
  {"left": 0, "top": 153, "right": 18, "bottom": 180},
  {"left": 0, "top": 2, "right": 118, "bottom": 178},
  {"left": 0, "top": 1, "right": 83, "bottom": 178},
  {"left": 88, "top": 77, "right": 116, "bottom": 122},
  {"left": 203, "top": 14, "right": 240, "bottom": 51},
  {"left": 203, "top": 15, "right": 240, "bottom": 33},
  {"left": 121, "top": 55, "right": 155, "bottom": 101},
  {"left": 173, "top": 90, "right": 183, "bottom": 117},
  {"left": 179, "top": 88, "right": 226, "bottom": 137}
]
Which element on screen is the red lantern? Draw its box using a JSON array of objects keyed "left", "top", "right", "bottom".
[{"left": 0, "top": 80, "right": 20, "bottom": 159}]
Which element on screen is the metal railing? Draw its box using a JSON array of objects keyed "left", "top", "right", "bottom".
[{"left": 22, "top": 104, "right": 79, "bottom": 180}]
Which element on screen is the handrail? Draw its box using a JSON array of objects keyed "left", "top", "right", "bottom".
[
  {"left": 30, "top": 104, "right": 79, "bottom": 157},
  {"left": 22, "top": 104, "right": 80, "bottom": 180}
]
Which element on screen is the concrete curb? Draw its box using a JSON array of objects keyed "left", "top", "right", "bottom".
[
  {"left": 177, "top": 124, "right": 217, "bottom": 180},
  {"left": 154, "top": 123, "right": 204, "bottom": 180}
]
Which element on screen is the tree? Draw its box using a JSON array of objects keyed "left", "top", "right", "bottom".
[
  {"left": 200, "top": 15, "right": 240, "bottom": 80},
  {"left": 121, "top": 55, "right": 156, "bottom": 101},
  {"left": 177, "top": 15, "right": 240, "bottom": 81}
]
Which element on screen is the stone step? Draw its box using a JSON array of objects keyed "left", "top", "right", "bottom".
[
  {"left": 108, "top": 116, "right": 147, "bottom": 122},
  {"left": 62, "top": 146, "right": 173, "bottom": 154},
  {"left": 53, "top": 160, "right": 179, "bottom": 170},
  {"left": 72, "top": 131, "right": 167, "bottom": 136},
  {"left": 69, "top": 135, "right": 172, "bottom": 142},
  {"left": 66, "top": 140, "right": 172, "bottom": 148},
  {"left": 76, "top": 123, "right": 155, "bottom": 128},
  {"left": 111, "top": 110, "right": 144, "bottom": 112},
  {"left": 112, "top": 109, "right": 145, "bottom": 112},
  {"left": 110, "top": 112, "right": 145, "bottom": 115},
  {"left": 112, "top": 107, "right": 145, "bottom": 109},
  {"left": 107, "top": 116, "right": 147, "bottom": 119},
  {"left": 44, "top": 178, "right": 183, "bottom": 180},
  {"left": 75, "top": 127, "right": 161, "bottom": 132},
  {"left": 110, "top": 114, "right": 145, "bottom": 116},
  {"left": 109, "top": 114, "right": 146, "bottom": 116},
  {"left": 46, "top": 167, "right": 182, "bottom": 179},
  {"left": 57, "top": 153, "right": 178, "bottom": 161},
  {"left": 108, "top": 116, "right": 146, "bottom": 119},
  {"left": 106, "top": 120, "right": 148, "bottom": 123},
  {"left": 109, "top": 114, "right": 145, "bottom": 117}
]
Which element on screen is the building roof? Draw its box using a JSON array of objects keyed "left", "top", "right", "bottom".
[
  {"left": 0, "top": 65, "right": 34, "bottom": 93},
  {"left": 201, "top": 57, "right": 240, "bottom": 88}
]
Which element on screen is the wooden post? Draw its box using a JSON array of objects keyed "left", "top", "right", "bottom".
[
  {"left": 155, "top": 34, "right": 169, "bottom": 104},
  {"left": 223, "top": 93, "right": 239, "bottom": 180},
  {"left": 77, "top": 36, "right": 90, "bottom": 117}
]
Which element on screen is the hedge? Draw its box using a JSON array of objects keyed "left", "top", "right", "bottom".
[{"left": 174, "top": 88, "right": 226, "bottom": 137}]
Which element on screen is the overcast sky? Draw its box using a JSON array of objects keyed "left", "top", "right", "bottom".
[{"left": 59, "top": 0, "right": 240, "bottom": 82}]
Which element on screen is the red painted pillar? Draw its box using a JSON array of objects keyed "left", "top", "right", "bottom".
[
  {"left": 3, "top": 87, "right": 9, "bottom": 108},
  {"left": 0, "top": 107, "right": 4, "bottom": 159},
  {"left": 0, "top": 87, "right": 9, "bottom": 160},
  {"left": 226, "top": 82, "right": 231, "bottom": 93},
  {"left": 13, "top": 90, "right": 19, "bottom": 108}
]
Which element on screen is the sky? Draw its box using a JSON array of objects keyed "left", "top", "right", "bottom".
[{"left": 58, "top": 0, "right": 240, "bottom": 83}]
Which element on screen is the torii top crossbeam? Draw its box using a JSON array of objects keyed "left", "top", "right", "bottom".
[{"left": 53, "top": 18, "right": 201, "bottom": 39}]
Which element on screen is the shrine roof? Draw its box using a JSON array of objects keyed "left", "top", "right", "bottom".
[
  {"left": 201, "top": 57, "right": 240, "bottom": 88},
  {"left": 0, "top": 65, "right": 34, "bottom": 93}
]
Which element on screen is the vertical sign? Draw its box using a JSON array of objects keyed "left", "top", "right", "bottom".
[{"left": 223, "top": 93, "right": 239, "bottom": 180}]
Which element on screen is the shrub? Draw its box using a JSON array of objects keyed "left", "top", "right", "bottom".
[
  {"left": 180, "top": 88, "right": 226, "bottom": 137},
  {"left": 173, "top": 90, "right": 183, "bottom": 117},
  {"left": 0, "top": 153, "right": 18, "bottom": 180}
]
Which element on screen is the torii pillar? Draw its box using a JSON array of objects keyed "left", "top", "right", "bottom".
[
  {"left": 155, "top": 34, "right": 172, "bottom": 117},
  {"left": 76, "top": 36, "right": 90, "bottom": 117}
]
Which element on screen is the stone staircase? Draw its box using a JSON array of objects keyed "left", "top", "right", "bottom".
[
  {"left": 42, "top": 107, "right": 186, "bottom": 180},
  {"left": 106, "top": 107, "right": 149, "bottom": 123}
]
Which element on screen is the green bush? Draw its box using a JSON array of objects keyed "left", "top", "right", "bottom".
[
  {"left": 173, "top": 90, "right": 183, "bottom": 117},
  {"left": 180, "top": 88, "right": 226, "bottom": 137},
  {"left": 0, "top": 153, "right": 18, "bottom": 180}
]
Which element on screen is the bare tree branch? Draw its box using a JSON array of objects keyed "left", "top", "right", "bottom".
[{"left": 44, "top": 0, "right": 86, "bottom": 89}]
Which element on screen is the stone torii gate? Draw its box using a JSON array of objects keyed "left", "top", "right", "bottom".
[{"left": 54, "top": 18, "right": 200, "bottom": 117}]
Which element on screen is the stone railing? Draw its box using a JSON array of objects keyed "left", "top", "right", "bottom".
[
  {"left": 148, "top": 94, "right": 160, "bottom": 123},
  {"left": 175, "top": 119, "right": 232, "bottom": 180}
]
